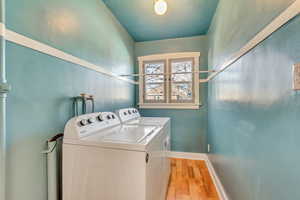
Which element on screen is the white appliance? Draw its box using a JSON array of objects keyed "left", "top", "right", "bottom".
[
  {"left": 63, "top": 112, "right": 170, "bottom": 200},
  {"left": 116, "top": 108, "right": 171, "bottom": 196}
]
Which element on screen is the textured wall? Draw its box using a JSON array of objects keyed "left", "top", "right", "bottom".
[
  {"left": 5, "top": 0, "right": 135, "bottom": 200},
  {"left": 135, "top": 36, "right": 209, "bottom": 153},
  {"left": 207, "top": 0, "right": 300, "bottom": 199}
]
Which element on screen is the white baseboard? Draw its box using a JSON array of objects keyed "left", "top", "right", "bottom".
[
  {"left": 205, "top": 156, "right": 229, "bottom": 200},
  {"left": 167, "top": 151, "right": 207, "bottom": 160},
  {"left": 167, "top": 151, "right": 229, "bottom": 200}
]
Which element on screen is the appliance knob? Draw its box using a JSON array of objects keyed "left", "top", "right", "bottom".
[
  {"left": 97, "top": 115, "right": 103, "bottom": 121},
  {"left": 107, "top": 115, "right": 111, "bottom": 120},
  {"left": 79, "top": 119, "right": 88, "bottom": 126},
  {"left": 112, "top": 115, "right": 115, "bottom": 119},
  {"left": 128, "top": 110, "right": 131, "bottom": 114},
  {"left": 88, "top": 118, "right": 95, "bottom": 124},
  {"left": 124, "top": 112, "right": 127, "bottom": 115}
]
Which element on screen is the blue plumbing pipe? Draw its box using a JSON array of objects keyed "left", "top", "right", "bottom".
[{"left": 0, "top": 0, "right": 10, "bottom": 199}]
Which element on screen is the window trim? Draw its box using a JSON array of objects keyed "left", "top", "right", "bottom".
[{"left": 138, "top": 52, "right": 201, "bottom": 109}]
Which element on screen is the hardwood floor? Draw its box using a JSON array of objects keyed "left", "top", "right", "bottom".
[{"left": 166, "top": 158, "right": 219, "bottom": 200}]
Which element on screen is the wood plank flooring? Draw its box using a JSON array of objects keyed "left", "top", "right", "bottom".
[{"left": 166, "top": 158, "right": 219, "bottom": 200}]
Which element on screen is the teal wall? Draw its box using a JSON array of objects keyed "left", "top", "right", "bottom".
[
  {"left": 208, "top": 0, "right": 295, "bottom": 67},
  {"left": 5, "top": 0, "right": 135, "bottom": 200},
  {"left": 6, "top": 0, "right": 134, "bottom": 73},
  {"left": 135, "top": 36, "right": 208, "bottom": 153},
  {"left": 208, "top": 0, "right": 300, "bottom": 199}
]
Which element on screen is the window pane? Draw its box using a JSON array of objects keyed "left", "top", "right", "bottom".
[
  {"left": 172, "top": 73, "right": 192, "bottom": 82},
  {"left": 144, "top": 62, "right": 164, "bottom": 74},
  {"left": 145, "top": 84, "right": 164, "bottom": 101},
  {"left": 171, "top": 59, "right": 193, "bottom": 82},
  {"left": 171, "top": 83, "right": 193, "bottom": 101},
  {"left": 171, "top": 60, "right": 193, "bottom": 73},
  {"left": 145, "top": 75, "right": 164, "bottom": 83}
]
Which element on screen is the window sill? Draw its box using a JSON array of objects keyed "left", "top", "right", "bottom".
[{"left": 138, "top": 103, "right": 201, "bottom": 110}]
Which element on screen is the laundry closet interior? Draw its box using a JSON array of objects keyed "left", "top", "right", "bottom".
[{"left": 1, "top": 0, "right": 300, "bottom": 200}]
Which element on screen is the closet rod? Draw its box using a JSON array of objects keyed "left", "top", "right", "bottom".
[
  {"left": 200, "top": 0, "right": 300, "bottom": 83},
  {"left": 120, "top": 70, "right": 216, "bottom": 77}
]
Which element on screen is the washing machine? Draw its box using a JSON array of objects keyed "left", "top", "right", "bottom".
[
  {"left": 63, "top": 112, "right": 169, "bottom": 200},
  {"left": 115, "top": 108, "right": 171, "bottom": 195}
]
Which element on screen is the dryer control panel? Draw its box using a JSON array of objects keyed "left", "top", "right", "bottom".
[
  {"left": 64, "top": 112, "right": 120, "bottom": 139},
  {"left": 116, "top": 108, "right": 140, "bottom": 122}
]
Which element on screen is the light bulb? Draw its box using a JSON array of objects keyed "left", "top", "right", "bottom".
[{"left": 154, "top": 0, "right": 167, "bottom": 15}]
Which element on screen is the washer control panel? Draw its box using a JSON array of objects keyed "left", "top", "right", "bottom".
[
  {"left": 64, "top": 112, "right": 120, "bottom": 139},
  {"left": 116, "top": 108, "right": 140, "bottom": 122}
]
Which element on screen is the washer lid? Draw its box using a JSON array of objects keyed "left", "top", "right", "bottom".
[
  {"left": 79, "top": 124, "right": 159, "bottom": 145},
  {"left": 64, "top": 124, "right": 162, "bottom": 151}
]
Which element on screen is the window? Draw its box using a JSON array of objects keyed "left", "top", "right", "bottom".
[
  {"left": 143, "top": 60, "right": 166, "bottom": 103},
  {"left": 138, "top": 52, "right": 200, "bottom": 109}
]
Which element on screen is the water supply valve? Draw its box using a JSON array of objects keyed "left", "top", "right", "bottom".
[{"left": 0, "top": 83, "right": 11, "bottom": 94}]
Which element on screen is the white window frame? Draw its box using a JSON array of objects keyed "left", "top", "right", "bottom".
[{"left": 138, "top": 52, "right": 201, "bottom": 109}]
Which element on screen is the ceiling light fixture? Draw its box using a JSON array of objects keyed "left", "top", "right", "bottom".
[{"left": 154, "top": 0, "right": 167, "bottom": 15}]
